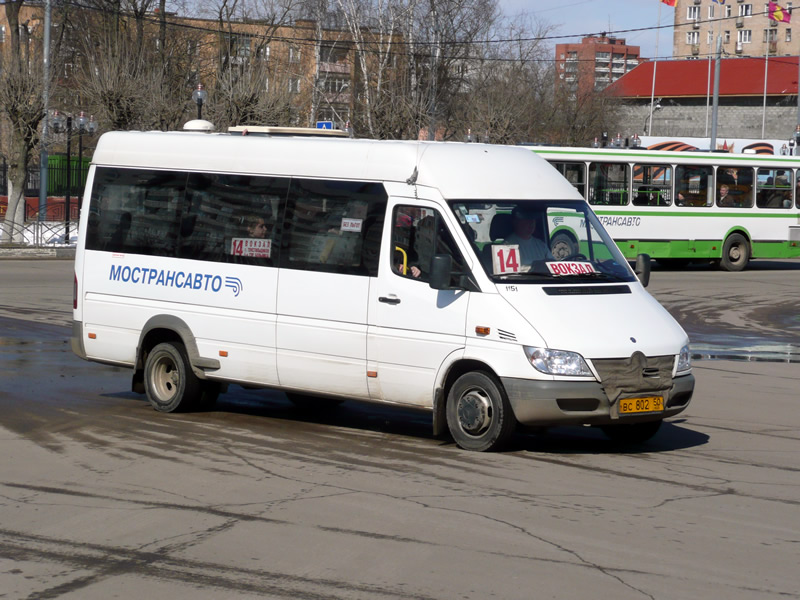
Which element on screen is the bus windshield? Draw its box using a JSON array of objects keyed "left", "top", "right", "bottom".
[{"left": 450, "top": 200, "right": 637, "bottom": 284}]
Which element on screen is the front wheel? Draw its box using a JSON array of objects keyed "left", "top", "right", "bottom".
[
  {"left": 144, "top": 342, "right": 201, "bottom": 413},
  {"left": 550, "top": 233, "right": 577, "bottom": 260},
  {"left": 720, "top": 233, "right": 750, "bottom": 272},
  {"left": 446, "top": 372, "right": 516, "bottom": 451}
]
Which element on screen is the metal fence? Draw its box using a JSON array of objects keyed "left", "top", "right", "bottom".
[
  {"left": 0, "top": 156, "right": 87, "bottom": 246},
  {"left": 0, "top": 156, "right": 90, "bottom": 198}
]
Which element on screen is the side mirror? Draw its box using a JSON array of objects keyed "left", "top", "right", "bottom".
[
  {"left": 429, "top": 254, "right": 453, "bottom": 290},
  {"left": 635, "top": 253, "right": 651, "bottom": 288}
]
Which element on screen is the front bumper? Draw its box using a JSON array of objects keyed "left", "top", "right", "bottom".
[{"left": 502, "top": 373, "right": 695, "bottom": 427}]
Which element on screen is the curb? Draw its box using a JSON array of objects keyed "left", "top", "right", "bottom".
[{"left": 0, "top": 247, "right": 76, "bottom": 260}]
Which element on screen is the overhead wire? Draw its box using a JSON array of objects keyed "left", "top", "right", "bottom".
[{"left": 58, "top": 1, "right": 792, "bottom": 65}]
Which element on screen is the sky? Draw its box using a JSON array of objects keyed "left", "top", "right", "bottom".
[{"left": 497, "top": 0, "right": 676, "bottom": 59}]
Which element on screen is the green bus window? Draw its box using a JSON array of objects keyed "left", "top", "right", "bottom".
[
  {"left": 716, "top": 166, "right": 754, "bottom": 208},
  {"left": 675, "top": 165, "right": 713, "bottom": 207},
  {"left": 588, "top": 162, "right": 629, "bottom": 206},
  {"left": 633, "top": 164, "right": 672, "bottom": 207},
  {"left": 756, "top": 168, "right": 792, "bottom": 209}
]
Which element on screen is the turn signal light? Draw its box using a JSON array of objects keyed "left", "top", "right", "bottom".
[{"left": 475, "top": 326, "right": 490, "bottom": 336}]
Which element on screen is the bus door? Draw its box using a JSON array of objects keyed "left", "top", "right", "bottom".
[
  {"left": 275, "top": 179, "right": 386, "bottom": 400},
  {"left": 367, "top": 200, "right": 470, "bottom": 406}
]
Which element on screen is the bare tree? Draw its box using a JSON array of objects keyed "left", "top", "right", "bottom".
[
  {"left": 73, "top": 3, "right": 205, "bottom": 131},
  {"left": 0, "top": 2, "right": 47, "bottom": 243},
  {"left": 208, "top": 0, "right": 302, "bottom": 129}
]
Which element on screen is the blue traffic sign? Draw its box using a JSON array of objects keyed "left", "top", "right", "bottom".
[{"left": 316, "top": 121, "right": 333, "bottom": 130}]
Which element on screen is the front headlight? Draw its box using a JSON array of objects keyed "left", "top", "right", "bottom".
[
  {"left": 676, "top": 344, "right": 692, "bottom": 374},
  {"left": 523, "top": 346, "right": 593, "bottom": 377}
]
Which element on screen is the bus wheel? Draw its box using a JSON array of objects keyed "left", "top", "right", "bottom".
[
  {"left": 446, "top": 372, "right": 516, "bottom": 451},
  {"left": 720, "top": 233, "right": 750, "bottom": 272},
  {"left": 601, "top": 420, "right": 662, "bottom": 444},
  {"left": 144, "top": 342, "right": 200, "bottom": 413},
  {"left": 550, "top": 233, "right": 577, "bottom": 260}
]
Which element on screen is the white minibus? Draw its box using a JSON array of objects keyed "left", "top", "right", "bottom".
[{"left": 71, "top": 127, "right": 695, "bottom": 451}]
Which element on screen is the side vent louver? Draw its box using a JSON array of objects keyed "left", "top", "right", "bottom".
[{"left": 497, "top": 329, "right": 517, "bottom": 342}]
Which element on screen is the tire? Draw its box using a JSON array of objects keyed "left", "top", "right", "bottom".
[
  {"left": 601, "top": 420, "right": 662, "bottom": 444},
  {"left": 550, "top": 233, "right": 577, "bottom": 261},
  {"left": 144, "top": 342, "right": 201, "bottom": 413},
  {"left": 446, "top": 372, "right": 517, "bottom": 452},
  {"left": 720, "top": 233, "right": 750, "bottom": 272}
]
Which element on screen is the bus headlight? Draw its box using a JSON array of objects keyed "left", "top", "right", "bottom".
[
  {"left": 676, "top": 344, "right": 692, "bottom": 374},
  {"left": 523, "top": 346, "right": 593, "bottom": 377}
]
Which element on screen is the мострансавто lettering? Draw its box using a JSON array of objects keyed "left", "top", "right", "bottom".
[
  {"left": 598, "top": 216, "right": 641, "bottom": 227},
  {"left": 109, "top": 264, "right": 223, "bottom": 292}
]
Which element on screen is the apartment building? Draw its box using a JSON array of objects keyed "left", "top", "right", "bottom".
[
  {"left": 555, "top": 35, "right": 642, "bottom": 97},
  {"left": 675, "top": 0, "right": 797, "bottom": 58}
]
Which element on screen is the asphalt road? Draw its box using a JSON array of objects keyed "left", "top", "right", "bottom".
[{"left": 0, "top": 259, "right": 798, "bottom": 599}]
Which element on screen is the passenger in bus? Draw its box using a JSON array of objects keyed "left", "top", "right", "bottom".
[
  {"left": 504, "top": 207, "right": 554, "bottom": 264},
  {"left": 245, "top": 215, "right": 268, "bottom": 238},
  {"left": 718, "top": 184, "right": 732, "bottom": 207}
]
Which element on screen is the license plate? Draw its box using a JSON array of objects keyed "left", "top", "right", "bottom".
[{"left": 619, "top": 396, "right": 664, "bottom": 415}]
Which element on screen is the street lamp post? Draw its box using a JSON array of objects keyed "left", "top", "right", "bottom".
[
  {"left": 51, "top": 110, "right": 97, "bottom": 241},
  {"left": 192, "top": 84, "right": 207, "bottom": 120},
  {"left": 51, "top": 111, "right": 72, "bottom": 239},
  {"left": 75, "top": 112, "right": 97, "bottom": 210}
]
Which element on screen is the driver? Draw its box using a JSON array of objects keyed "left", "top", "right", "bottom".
[{"left": 504, "top": 207, "right": 554, "bottom": 264}]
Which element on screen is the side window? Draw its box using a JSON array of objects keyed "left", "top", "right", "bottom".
[
  {"left": 392, "top": 205, "right": 467, "bottom": 286},
  {"left": 755, "top": 168, "right": 792, "bottom": 209},
  {"left": 716, "top": 165, "right": 754, "bottom": 208},
  {"left": 675, "top": 165, "right": 713, "bottom": 207},
  {"left": 632, "top": 164, "right": 672, "bottom": 206},
  {"left": 588, "top": 162, "right": 629, "bottom": 205},
  {"left": 184, "top": 173, "right": 288, "bottom": 266},
  {"left": 281, "top": 179, "right": 386, "bottom": 276},
  {"left": 551, "top": 161, "right": 586, "bottom": 198},
  {"left": 87, "top": 167, "right": 187, "bottom": 256}
]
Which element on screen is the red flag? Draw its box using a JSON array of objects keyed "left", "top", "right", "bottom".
[
  {"left": 661, "top": 0, "right": 677, "bottom": 6},
  {"left": 769, "top": 2, "right": 791, "bottom": 22}
]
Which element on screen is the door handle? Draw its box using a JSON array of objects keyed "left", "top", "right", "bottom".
[{"left": 378, "top": 295, "right": 401, "bottom": 305}]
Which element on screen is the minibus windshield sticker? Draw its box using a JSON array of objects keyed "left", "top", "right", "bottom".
[
  {"left": 546, "top": 261, "right": 597, "bottom": 276},
  {"left": 231, "top": 238, "right": 271, "bottom": 258},
  {"left": 492, "top": 245, "right": 521, "bottom": 275},
  {"left": 341, "top": 218, "right": 363, "bottom": 233},
  {"left": 465, "top": 214, "right": 480, "bottom": 223}
]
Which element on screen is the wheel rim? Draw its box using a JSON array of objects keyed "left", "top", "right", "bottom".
[
  {"left": 728, "top": 243, "right": 743, "bottom": 263},
  {"left": 551, "top": 239, "right": 573, "bottom": 260},
  {"left": 151, "top": 354, "right": 180, "bottom": 403},
  {"left": 456, "top": 387, "right": 493, "bottom": 437}
]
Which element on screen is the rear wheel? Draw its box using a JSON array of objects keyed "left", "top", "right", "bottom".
[
  {"left": 144, "top": 342, "right": 200, "bottom": 413},
  {"left": 601, "top": 420, "right": 662, "bottom": 444},
  {"left": 446, "top": 372, "right": 516, "bottom": 452},
  {"left": 720, "top": 233, "right": 750, "bottom": 272}
]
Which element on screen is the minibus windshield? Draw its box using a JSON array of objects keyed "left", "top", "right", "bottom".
[{"left": 450, "top": 200, "right": 637, "bottom": 284}]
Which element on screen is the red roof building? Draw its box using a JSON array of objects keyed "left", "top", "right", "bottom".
[
  {"left": 604, "top": 57, "right": 800, "bottom": 140},
  {"left": 605, "top": 57, "right": 800, "bottom": 99}
]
